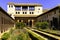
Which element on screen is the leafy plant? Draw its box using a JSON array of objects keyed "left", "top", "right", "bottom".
[
  {"left": 15, "top": 22, "right": 26, "bottom": 29},
  {"left": 35, "top": 22, "right": 41, "bottom": 28},
  {"left": 9, "top": 29, "right": 30, "bottom": 40},
  {"left": 1, "top": 33, "right": 10, "bottom": 40},
  {"left": 9, "top": 28, "right": 14, "bottom": 34},
  {"left": 35, "top": 22, "right": 49, "bottom": 29},
  {"left": 40, "top": 22, "right": 49, "bottom": 29}
]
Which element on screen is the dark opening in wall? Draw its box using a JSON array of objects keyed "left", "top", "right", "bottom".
[
  {"left": 52, "top": 17, "right": 58, "bottom": 29},
  {"left": 22, "top": 6, "right": 28, "bottom": 10}
]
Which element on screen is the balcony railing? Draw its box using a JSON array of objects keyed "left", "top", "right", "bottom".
[
  {"left": 22, "top": 9, "right": 28, "bottom": 11},
  {"left": 29, "top": 6, "right": 35, "bottom": 11},
  {"left": 15, "top": 6, "right": 21, "bottom": 10}
]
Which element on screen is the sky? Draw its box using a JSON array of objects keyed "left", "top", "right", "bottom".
[{"left": 0, "top": 0, "right": 60, "bottom": 11}]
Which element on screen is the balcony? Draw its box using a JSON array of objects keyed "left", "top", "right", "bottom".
[
  {"left": 15, "top": 6, "right": 21, "bottom": 11},
  {"left": 29, "top": 6, "right": 35, "bottom": 11},
  {"left": 22, "top": 9, "right": 28, "bottom": 11},
  {"left": 22, "top": 6, "right": 28, "bottom": 11}
]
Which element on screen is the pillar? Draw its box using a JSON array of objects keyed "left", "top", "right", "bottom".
[
  {"left": 28, "top": 6, "right": 29, "bottom": 11},
  {"left": 28, "top": 20, "right": 30, "bottom": 27},
  {"left": 32, "top": 20, "right": 34, "bottom": 27},
  {"left": 17, "top": 20, "right": 19, "bottom": 22},
  {"left": 21, "top": 6, "right": 22, "bottom": 11},
  {"left": 21, "top": 20, "right": 23, "bottom": 22}
]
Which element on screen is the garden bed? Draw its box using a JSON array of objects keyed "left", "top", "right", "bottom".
[
  {"left": 25, "top": 28, "right": 47, "bottom": 40},
  {"left": 37, "top": 28, "right": 60, "bottom": 37},
  {"left": 1, "top": 28, "right": 31, "bottom": 40}
]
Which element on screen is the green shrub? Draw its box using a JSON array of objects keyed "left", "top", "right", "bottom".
[
  {"left": 1, "top": 33, "right": 10, "bottom": 40},
  {"left": 35, "top": 22, "right": 41, "bottom": 28},
  {"left": 40, "top": 22, "right": 49, "bottom": 29},
  {"left": 35, "top": 22, "right": 49, "bottom": 29},
  {"left": 15, "top": 22, "right": 26, "bottom": 29},
  {"left": 9, "top": 28, "right": 14, "bottom": 34}
]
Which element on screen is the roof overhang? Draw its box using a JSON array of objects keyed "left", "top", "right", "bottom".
[{"left": 14, "top": 14, "right": 38, "bottom": 17}]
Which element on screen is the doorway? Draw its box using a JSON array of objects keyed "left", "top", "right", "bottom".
[{"left": 29, "top": 20, "right": 32, "bottom": 27}]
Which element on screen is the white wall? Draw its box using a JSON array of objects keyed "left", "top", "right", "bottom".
[
  {"left": 7, "top": 4, "right": 43, "bottom": 17},
  {"left": 7, "top": 5, "right": 15, "bottom": 19},
  {"left": 35, "top": 6, "right": 43, "bottom": 15}
]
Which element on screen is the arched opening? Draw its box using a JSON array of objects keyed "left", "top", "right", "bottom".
[{"left": 29, "top": 20, "right": 32, "bottom": 27}]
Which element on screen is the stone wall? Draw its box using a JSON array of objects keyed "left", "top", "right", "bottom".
[
  {"left": 0, "top": 7, "right": 14, "bottom": 34},
  {"left": 37, "top": 6, "right": 60, "bottom": 30}
]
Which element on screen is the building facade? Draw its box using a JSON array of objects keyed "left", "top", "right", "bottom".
[
  {"left": 7, "top": 2, "right": 60, "bottom": 29},
  {"left": 37, "top": 6, "right": 60, "bottom": 30},
  {"left": 0, "top": 7, "right": 14, "bottom": 34},
  {"left": 7, "top": 2, "right": 43, "bottom": 27}
]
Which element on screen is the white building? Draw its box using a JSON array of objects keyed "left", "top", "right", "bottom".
[
  {"left": 7, "top": 2, "right": 43, "bottom": 27},
  {"left": 7, "top": 2, "right": 43, "bottom": 18}
]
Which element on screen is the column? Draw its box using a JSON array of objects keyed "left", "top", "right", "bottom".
[
  {"left": 3, "top": 17, "right": 4, "bottom": 32},
  {"left": 32, "top": 20, "right": 34, "bottom": 27},
  {"left": 28, "top": 6, "right": 29, "bottom": 11},
  {"left": 17, "top": 20, "right": 19, "bottom": 22},
  {"left": 21, "top": 6, "right": 22, "bottom": 11},
  {"left": 21, "top": 20, "right": 23, "bottom": 22},
  {"left": 28, "top": 6, "right": 29, "bottom": 14},
  {"left": 21, "top": 6, "right": 22, "bottom": 14},
  {"left": 28, "top": 20, "right": 30, "bottom": 27}
]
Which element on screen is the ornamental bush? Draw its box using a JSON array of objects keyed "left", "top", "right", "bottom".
[
  {"left": 40, "top": 22, "right": 49, "bottom": 29},
  {"left": 1, "top": 33, "right": 10, "bottom": 40},
  {"left": 35, "top": 22, "right": 41, "bottom": 28},
  {"left": 35, "top": 22, "right": 49, "bottom": 29},
  {"left": 15, "top": 22, "right": 26, "bottom": 29}
]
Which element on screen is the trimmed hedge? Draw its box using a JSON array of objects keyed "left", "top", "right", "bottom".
[
  {"left": 25, "top": 28, "right": 47, "bottom": 40},
  {"left": 35, "top": 22, "right": 49, "bottom": 29},
  {"left": 15, "top": 22, "right": 26, "bottom": 29}
]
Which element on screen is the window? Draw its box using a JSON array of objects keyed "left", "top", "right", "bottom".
[
  {"left": 30, "top": 12, "right": 31, "bottom": 14},
  {"left": 30, "top": 12, "right": 34, "bottom": 14},
  {"left": 38, "top": 8, "right": 40, "bottom": 10},
  {"left": 19, "top": 20, "right": 21, "bottom": 22},
  {"left": 25, "top": 12, "right": 27, "bottom": 14},
  {"left": 11, "top": 5, "right": 13, "bottom": 8},
  {"left": 18, "top": 12, "right": 20, "bottom": 14},
  {"left": 32, "top": 12, "right": 34, "bottom": 14},
  {"left": 23, "top": 12, "right": 27, "bottom": 14},
  {"left": 9, "top": 5, "right": 10, "bottom": 7},
  {"left": 23, "top": 12, "right": 24, "bottom": 14},
  {"left": 9, "top": 5, "right": 13, "bottom": 8},
  {"left": 16, "top": 12, "right": 17, "bottom": 14}
]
